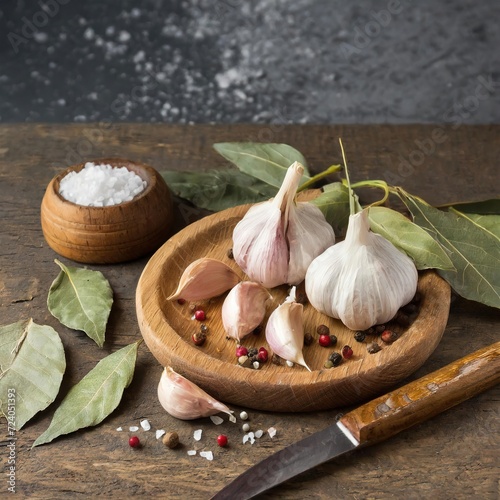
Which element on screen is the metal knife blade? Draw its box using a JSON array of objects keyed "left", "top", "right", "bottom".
[
  {"left": 211, "top": 421, "right": 356, "bottom": 500},
  {"left": 211, "top": 341, "right": 500, "bottom": 500}
]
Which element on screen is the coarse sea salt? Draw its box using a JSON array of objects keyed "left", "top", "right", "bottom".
[
  {"left": 210, "top": 416, "right": 224, "bottom": 425},
  {"left": 140, "top": 419, "right": 151, "bottom": 431},
  {"left": 193, "top": 429, "right": 203, "bottom": 441},
  {"left": 59, "top": 162, "right": 147, "bottom": 207},
  {"left": 200, "top": 451, "right": 214, "bottom": 461}
]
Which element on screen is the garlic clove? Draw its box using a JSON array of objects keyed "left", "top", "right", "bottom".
[
  {"left": 265, "top": 287, "right": 311, "bottom": 371},
  {"left": 232, "top": 203, "right": 289, "bottom": 288},
  {"left": 222, "top": 281, "right": 272, "bottom": 341},
  {"left": 167, "top": 258, "right": 240, "bottom": 301},
  {"left": 306, "top": 209, "right": 418, "bottom": 331},
  {"left": 158, "top": 367, "right": 233, "bottom": 420},
  {"left": 232, "top": 161, "right": 335, "bottom": 288},
  {"left": 287, "top": 202, "right": 336, "bottom": 285}
]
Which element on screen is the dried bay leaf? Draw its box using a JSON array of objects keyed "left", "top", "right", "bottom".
[
  {"left": 398, "top": 190, "right": 500, "bottom": 309},
  {"left": 32, "top": 341, "right": 140, "bottom": 447},
  {"left": 449, "top": 209, "right": 500, "bottom": 242},
  {"left": 310, "top": 182, "right": 360, "bottom": 237},
  {"left": 368, "top": 206, "right": 455, "bottom": 271},
  {"left": 445, "top": 199, "right": 500, "bottom": 215},
  {"left": 161, "top": 169, "right": 276, "bottom": 211},
  {"left": 213, "top": 142, "right": 310, "bottom": 188},
  {"left": 0, "top": 319, "right": 65, "bottom": 430},
  {"left": 48, "top": 259, "right": 113, "bottom": 347}
]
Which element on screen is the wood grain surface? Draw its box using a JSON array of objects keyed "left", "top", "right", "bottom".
[{"left": 0, "top": 124, "right": 499, "bottom": 499}]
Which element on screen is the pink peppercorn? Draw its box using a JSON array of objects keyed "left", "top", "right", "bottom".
[
  {"left": 236, "top": 346, "right": 248, "bottom": 357},
  {"left": 257, "top": 347, "right": 268, "bottom": 363},
  {"left": 194, "top": 309, "right": 206, "bottom": 321}
]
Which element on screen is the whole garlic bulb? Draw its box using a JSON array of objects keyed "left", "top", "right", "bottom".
[
  {"left": 305, "top": 208, "right": 418, "bottom": 331},
  {"left": 232, "top": 162, "right": 335, "bottom": 288}
]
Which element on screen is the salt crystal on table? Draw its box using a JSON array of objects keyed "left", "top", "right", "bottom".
[
  {"left": 156, "top": 429, "right": 166, "bottom": 440},
  {"left": 140, "top": 419, "right": 151, "bottom": 431},
  {"left": 193, "top": 429, "right": 203, "bottom": 441},
  {"left": 200, "top": 451, "right": 214, "bottom": 461},
  {"left": 229, "top": 414, "right": 237, "bottom": 424},
  {"left": 116, "top": 427, "right": 123, "bottom": 432},
  {"left": 255, "top": 430, "right": 264, "bottom": 438},
  {"left": 210, "top": 416, "right": 224, "bottom": 425},
  {"left": 187, "top": 450, "right": 197, "bottom": 456},
  {"left": 129, "top": 426, "right": 139, "bottom": 432},
  {"left": 268, "top": 427, "right": 277, "bottom": 438}
]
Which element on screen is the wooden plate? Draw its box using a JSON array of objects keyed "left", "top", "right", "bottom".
[{"left": 136, "top": 204, "right": 451, "bottom": 412}]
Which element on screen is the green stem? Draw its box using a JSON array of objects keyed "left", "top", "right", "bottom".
[
  {"left": 297, "top": 164, "right": 342, "bottom": 192},
  {"left": 347, "top": 179, "right": 391, "bottom": 207},
  {"left": 338, "top": 139, "right": 356, "bottom": 216}
]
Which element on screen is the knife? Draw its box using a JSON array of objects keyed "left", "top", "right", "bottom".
[{"left": 211, "top": 341, "right": 500, "bottom": 500}]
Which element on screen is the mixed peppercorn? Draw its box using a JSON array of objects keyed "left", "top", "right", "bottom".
[{"left": 176, "top": 288, "right": 421, "bottom": 370}]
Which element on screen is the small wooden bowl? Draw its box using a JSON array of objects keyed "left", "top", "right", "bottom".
[{"left": 41, "top": 158, "right": 174, "bottom": 264}]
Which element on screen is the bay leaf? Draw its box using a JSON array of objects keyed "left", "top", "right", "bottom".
[
  {"left": 161, "top": 169, "right": 276, "bottom": 211},
  {"left": 449, "top": 209, "right": 500, "bottom": 242},
  {"left": 47, "top": 259, "right": 113, "bottom": 348},
  {"left": 32, "top": 341, "right": 140, "bottom": 447},
  {"left": 213, "top": 142, "right": 310, "bottom": 188},
  {"left": 368, "top": 207, "right": 455, "bottom": 271},
  {"left": 0, "top": 319, "right": 65, "bottom": 430},
  {"left": 445, "top": 199, "right": 500, "bottom": 215},
  {"left": 310, "top": 182, "right": 360, "bottom": 237},
  {"left": 398, "top": 189, "right": 500, "bottom": 309}
]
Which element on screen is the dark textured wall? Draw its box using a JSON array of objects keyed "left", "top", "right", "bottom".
[{"left": 1, "top": 0, "right": 498, "bottom": 124}]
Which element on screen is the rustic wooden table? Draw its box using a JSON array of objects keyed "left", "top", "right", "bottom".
[{"left": 1, "top": 124, "right": 499, "bottom": 499}]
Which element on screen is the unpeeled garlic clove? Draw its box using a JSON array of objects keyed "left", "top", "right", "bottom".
[
  {"left": 222, "top": 281, "right": 272, "bottom": 341},
  {"left": 157, "top": 367, "right": 233, "bottom": 420},
  {"left": 232, "top": 162, "right": 335, "bottom": 288},
  {"left": 265, "top": 286, "right": 311, "bottom": 371},
  {"left": 305, "top": 208, "right": 418, "bottom": 331},
  {"left": 167, "top": 257, "right": 240, "bottom": 301}
]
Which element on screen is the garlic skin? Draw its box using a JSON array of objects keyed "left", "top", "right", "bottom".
[
  {"left": 305, "top": 209, "right": 418, "bottom": 331},
  {"left": 167, "top": 258, "right": 240, "bottom": 301},
  {"left": 265, "top": 287, "right": 310, "bottom": 371},
  {"left": 232, "top": 162, "right": 335, "bottom": 288},
  {"left": 158, "top": 367, "right": 233, "bottom": 420},
  {"left": 222, "top": 281, "right": 272, "bottom": 341}
]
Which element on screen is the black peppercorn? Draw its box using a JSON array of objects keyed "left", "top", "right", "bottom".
[
  {"left": 317, "top": 324, "right": 330, "bottom": 336},
  {"left": 328, "top": 352, "right": 342, "bottom": 366},
  {"left": 394, "top": 311, "right": 410, "bottom": 327},
  {"left": 354, "top": 331, "right": 366, "bottom": 342},
  {"left": 200, "top": 323, "right": 209, "bottom": 333},
  {"left": 247, "top": 347, "right": 258, "bottom": 357},
  {"left": 304, "top": 332, "right": 314, "bottom": 346},
  {"left": 329, "top": 334, "right": 338, "bottom": 346},
  {"left": 227, "top": 248, "right": 234, "bottom": 259}
]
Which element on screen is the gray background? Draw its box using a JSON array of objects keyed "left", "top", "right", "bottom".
[{"left": 1, "top": 0, "right": 499, "bottom": 124}]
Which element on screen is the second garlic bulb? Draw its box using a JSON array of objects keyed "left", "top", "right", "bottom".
[{"left": 305, "top": 208, "right": 418, "bottom": 331}]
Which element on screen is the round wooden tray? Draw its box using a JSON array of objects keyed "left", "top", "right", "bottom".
[{"left": 136, "top": 204, "right": 451, "bottom": 412}]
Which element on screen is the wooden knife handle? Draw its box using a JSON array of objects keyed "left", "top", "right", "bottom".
[{"left": 339, "top": 341, "right": 500, "bottom": 446}]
